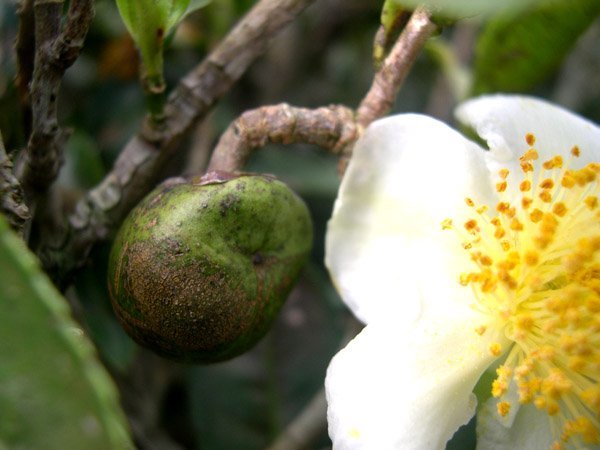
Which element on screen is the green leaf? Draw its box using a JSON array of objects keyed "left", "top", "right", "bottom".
[
  {"left": 115, "top": 0, "right": 191, "bottom": 75},
  {"left": 473, "top": 0, "right": 600, "bottom": 94},
  {"left": 389, "top": 0, "right": 559, "bottom": 18},
  {"left": 0, "top": 215, "right": 133, "bottom": 449},
  {"left": 181, "top": 0, "right": 212, "bottom": 20}
]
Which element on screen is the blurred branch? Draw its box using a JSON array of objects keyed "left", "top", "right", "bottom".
[
  {"left": 40, "top": 0, "right": 318, "bottom": 285},
  {"left": 356, "top": 6, "right": 437, "bottom": 128},
  {"left": 553, "top": 19, "right": 600, "bottom": 110},
  {"left": 19, "top": 0, "right": 95, "bottom": 198},
  {"left": 0, "top": 132, "right": 30, "bottom": 235},
  {"left": 266, "top": 388, "right": 328, "bottom": 450},
  {"left": 208, "top": 104, "right": 358, "bottom": 172},
  {"left": 15, "top": 0, "right": 35, "bottom": 136}
]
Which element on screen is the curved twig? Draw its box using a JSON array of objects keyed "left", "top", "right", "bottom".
[
  {"left": 356, "top": 6, "right": 437, "bottom": 128},
  {"left": 208, "top": 104, "right": 358, "bottom": 172}
]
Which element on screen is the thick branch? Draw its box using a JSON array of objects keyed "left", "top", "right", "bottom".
[
  {"left": 208, "top": 104, "right": 358, "bottom": 172},
  {"left": 40, "top": 0, "right": 317, "bottom": 285},
  {"left": 20, "top": 0, "right": 94, "bottom": 197},
  {"left": 356, "top": 7, "right": 437, "bottom": 127},
  {"left": 0, "top": 132, "right": 30, "bottom": 234},
  {"left": 54, "top": 0, "right": 96, "bottom": 67}
]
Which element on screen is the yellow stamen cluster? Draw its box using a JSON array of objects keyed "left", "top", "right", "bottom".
[{"left": 446, "top": 134, "right": 600, "bottom": 448}]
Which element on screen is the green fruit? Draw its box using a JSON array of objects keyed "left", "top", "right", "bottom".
[{"left": 107, "top": 172, "right": 313, "bottom": 363}]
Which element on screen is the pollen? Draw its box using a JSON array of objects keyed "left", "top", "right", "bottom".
[{"left": 447, "top": 137, "right": 600, "bottom": 448}]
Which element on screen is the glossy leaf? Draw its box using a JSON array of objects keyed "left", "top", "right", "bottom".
[
  {"left": 115, "top": 0, "right": 191, "bottom": 75},
  {"left": 182, "top": 0, "right": 212, "bottom": 20},
  {"left": 0, "top": 216, "right": 133, "bottom": 449}
]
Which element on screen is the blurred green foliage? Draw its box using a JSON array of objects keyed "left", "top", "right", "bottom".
[
  {"left": 390, "top": 0, "right": 562, "bottom": 18},
  {"left": 1, "top": 0, "right": 600, "bottom": 448},
  {"left": 473, "top": 0, "right": 600, "bottom": 94}
]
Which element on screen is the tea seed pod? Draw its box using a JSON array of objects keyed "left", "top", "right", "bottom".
[{"left": 107, "top": 172, "right": 313, "bottom": 363}]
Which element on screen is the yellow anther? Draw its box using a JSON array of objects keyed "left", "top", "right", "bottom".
[
  {"left": 515, "top": 314, "right": 534, "bottom": 332},
  {"left": 480, "top": 255, "right": 493, "bottom": 266},
  {"left": 529, "top": 208, "right": 544, "bottom": 223},
  {"left": 540, "top": 178, "right": 555, "bottom": 190},
  {"left": 552, "top": 202, "right": 567, "bottom": 217},
  {"left": 561, "top": 172, "right": 576, "bottom": 188},
  {"left": 520, "top": 180, "right": 532, "bottom": 192},
  {"left": 496, "top": 202, "right": 510, "bottom": 214},
  {"left": 521, "top": 149, "right": 539, "bottom": 161},
  {"left": 542, "top": 156, "right": 563, "bottom": 170},
  {"left": 499, "top": 168, "right": 510, "bottom": 179},
  {"left": 534, "top": 396, "right": 547, "bottom": 410},
  {"left": 496, "top": 181, "right": 508, "bottom": 192},
  {"left": 568, "top": 356, "right": 586, "bottom": 371},
  {"left": 524, "top": 250, "right": 539, "bottom": 266},
  {"left": 441, "top": 218, "right": 453, "bottom": 230},
  {"left": 489, "top": 342, "right": 502, "bottom": 356},
  {"left": 562, "top": 417, "right": 600, "bottom": 444},
  {"left": 518, "top": 377, "right": 541, "bottom": 403},
  {"left": 464, "top": 219, "right": 479, "bottom": 232},
  {"left": 585, "top": 196, "right": 598, "bottom": 209},
  {"left": 459, "top": 273, "right": 471, "bottom": 286},
  {"left": 494, "top": 226, "right": 506, "bottom": 239},
  {"left": 541, "top": 369, "right": 572, "bottom": 400},
  {"left": 497, "top": 401, "right": 511, "bottom": 417},
  {"left": 571, "top": 145, "right": 581, "bottom": 157},
  {"left": 539, "top": 190, "right": 553, "bottom": 203},
  {"left": 492, "top": 379, "right": 507, "bottom": 398},
  {"left": 526, "top": 133, "right": 536, "bottom": 146},
  {"left": 510, "top": 218, "right": 524, "bottom": 231},
  {"left": 581, "top": 387, "right": 600, "bottom": 414},
  {"left": 546, "top": 401, "right": 560, "bottom": 416},
  {"left": 465, "top": 197, "right": 475, "bottom": 207},
  {"left": 474, "top": 325, "right": 487, "bottom": 335}
]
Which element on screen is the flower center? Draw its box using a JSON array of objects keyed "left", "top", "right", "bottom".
[{"left": 448, "top": 134, "right": 600, "bottom": 449}]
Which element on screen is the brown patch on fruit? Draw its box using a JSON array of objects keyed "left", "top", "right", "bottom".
[{"left": 114, "top": 241, "right": 257, "bottom": 358}]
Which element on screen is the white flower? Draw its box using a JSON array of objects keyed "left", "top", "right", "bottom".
[{"left": 325, "top": 95, "right": 600, "bottom": 449}]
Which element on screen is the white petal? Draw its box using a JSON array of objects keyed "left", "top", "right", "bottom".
[
  {"left": 456, "top": 95, "right": 600, "bottom": 182},
  {"left": 326, "top": 318, "right": 500, "bottom": 450},
  {"left": 476, "top": 399, "right": 553, "bottom": 450},
  {"left": 325, "top": 114, "right": 496, "bottom": 324}
]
